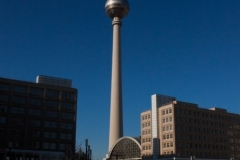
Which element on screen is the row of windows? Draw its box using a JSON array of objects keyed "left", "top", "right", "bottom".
[
  {"left": 176, "top": 134, "right": 228, "bottom": 142},
  {"left": 175, "top": 108, "right": 240, "bottom": 122},
  {"left": 0, "top": 140, "right": 72, "bottom": 151},
  {"left": 142, "top": 122, "right": 150, "bottom": 128},
  {"left": 1, "top": 110, "right": 75, "bottom": 121},
  {"left": 229, "top": 138, "right": 240, "bottom": 143},
  {"left": 227, "top": 131, "right": 240, "bottom": 136},
  {"left": 0, "top": 84, "right": 76, "bottom": 100},
  {"left": 176, "top": 125, "right": 226, "bottom": 135},
  {"left": 0, "top": 119, "right": 74, "bottom": 129},
  {"left": 162, "top": 108, "right": 172, "bottom": 115},
  {"left": 162, "top": 125, "right": 173, "bottom": 131},
  {"left": 176, "top": 150, "right": 233, "bottom": 159},
  {"left": 142, "top": 114, "right": 151, "bottom": 120},
  {"left": 142, "top": 145, "right": 151, "bottom": 150},
  {"left": 163, "top": 142, "right": 173, "bottom": 148},
  {"left": 0, "top": 96, "right": 75, "bottom": 110},
  {"left": 142, "top": 138, "right": 151, "bottom": 143},
  {"left": 176, "top": 117, "right": 227, "bottom": 128},
  {"left": 163, "top": 133, "right": 173, "bottom": 140},
  {"left": 163, "top": 151, "right": 173, "bottom": 155},
  {"left": 1, "top": 129, "right": 73, "bottom": 139},
  {"left": 142, "top": 130, "right": 151, "bottom": 135},
  {"left": 163, "top": 117, "right": 172, "bottom": 123},
  {"left": 177, "top": 143, "right": 229, "bottom": 150}
]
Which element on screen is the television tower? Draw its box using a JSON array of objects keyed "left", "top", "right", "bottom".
[{"left": 105, "top": 0, "right": 130, "bottom": 151}]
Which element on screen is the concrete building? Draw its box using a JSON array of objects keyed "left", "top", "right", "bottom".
[
  {"left": 141, "top": 94, "right": 240, "bottom": 159},
  {"left": 0, "top": 76, "right": 77, "bottom": 160}
]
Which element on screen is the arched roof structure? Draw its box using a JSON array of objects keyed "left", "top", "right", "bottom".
[{"left": 108, "top": 136, "right": 141, "bottom": 160}]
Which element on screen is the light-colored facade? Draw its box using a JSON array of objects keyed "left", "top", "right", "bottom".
[{"left": 141, "top": 94, "right": 240, "bottom": 159}]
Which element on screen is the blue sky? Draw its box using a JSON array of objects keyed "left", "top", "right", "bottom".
[{"left": 0, "top": 0, "right": 240, "bottom": 159}]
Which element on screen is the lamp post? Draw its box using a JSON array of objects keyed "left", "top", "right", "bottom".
[{"left": 105, "top": 0, "right": 130, "bottom": 151}]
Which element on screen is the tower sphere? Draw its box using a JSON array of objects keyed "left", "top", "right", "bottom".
[{"left": 105, "top": 0, "right": 129, "bottom": 19}]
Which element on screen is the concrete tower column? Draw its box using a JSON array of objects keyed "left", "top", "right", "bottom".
[
  {"left": 105, "top": 0, "right": 130, "bottom": 151},
  {"left": 109, "top": 16, "right": 123, "bottom": 151}
]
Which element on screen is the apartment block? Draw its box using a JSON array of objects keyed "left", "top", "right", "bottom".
[{"left": 141, "top": 94, "right": 240, "bottom": 159}]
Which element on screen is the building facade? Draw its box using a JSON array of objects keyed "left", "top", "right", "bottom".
[
  {"left": 141, "top": 94, "right": 240, "bottom": 159},
  {"left": 0, "top": 76, "right": 77, "bottom": 160}
]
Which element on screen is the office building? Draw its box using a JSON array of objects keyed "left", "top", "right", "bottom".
[
  {"left": 0, "top": 75, "right": 77, "bottom": 160},
  {"left": 141, "top": 94, "right": 240, "bottom": 159}
]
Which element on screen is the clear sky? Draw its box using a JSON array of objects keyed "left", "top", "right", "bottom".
[{"left": 0, "top": 0, "right": 240, "bottom": 159}]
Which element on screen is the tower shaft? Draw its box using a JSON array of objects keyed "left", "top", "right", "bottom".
[{"left": 109, "top": 17, "right": 123, "bottom": 151}]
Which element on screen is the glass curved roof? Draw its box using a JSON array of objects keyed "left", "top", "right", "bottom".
[{"left": 109, "top": 137, "right": 141, "bottom": 160}]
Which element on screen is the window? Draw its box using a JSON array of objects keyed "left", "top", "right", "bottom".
[
  {"left": 0, "top": 94, "right": 9, "bottom": 103},
  {"left": 46, "top": 90, "right": 59, "bottom": 98},
  {"left": 0, "top": 116, "right": 7, "bottom": 124},
  {"left": 60, "top": 133, "right": 73, "bottom": 140},
  {"left": 10, "top": 129, "right": 24, "bottom": 136},
  {"left": 61, "top": 102, "right": 75, "bottom": 110},
  {"left": 28, "top": 108, "right": 42, "bottom": 116},
  {"left": 44, "top": 142, "right": 56, "bottom": 149},
  {"left": 45, "top": 111, "right": 58, "bottom": 118},
  {"left": 60, "top": 122, "right": 73, "bottom": 130},
  {"left": 12, "top": 96, "right": 26, "bottom": 104},
  {"left": 13, "top": 85, "right": 27, "bottom": 94},
  {"left": 30, "top": 98, "right": 43, "bottom": 107},
  {"left": 0, "top": 83, "right": 10, "bottom": 91},
  {"left": 61, "top": 112, "right": 74, "bottom": 120},
  {"left": 163, "top": 143, "right": 166, "bottom": 148},
  {"left": 0, "top": 105, "right": 8, "bottom": 113},
  {"left": 10, "top": 117, "right": 24, "bottom": 126},
  {"left": 12, "top": 106, "right": 25, "bottom": 115},
  {"left": 169, "top": 109, "right": 172, "bottom": 113},
  {"left": 26, "top": 141, "right": 40, "bottom": 149},
  {"left": 44, "top": 132, "right": 57, "bottom": 139},
  {"left": 163, "top": 111, "right": 165, "bottom": 115},
  {"left": 0, "top": 128, "right": 6, "bottom": 135},
  {"left": 166, "top": 126, "right": 169, "bottom": 130},
  {"left": 44, "top": 121, "right": 58, "bottom": 129},
  {"left": 30, "top": 87, "right": 44, "bottom": 96},
  {"left": 166, "top": 110, "right": 168, "bottom": 114},
  {"left": 28, "top": 119, "right": 41, "bottom": 127},
  {"left": 28, "top": 130, "right": 41, "bottom": 138},
  {"left": 46, "top": 100, "right": 59, "bottom": 109},
  {"left": 62, "top": 92, "right": 75, "bottom": 100}
]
